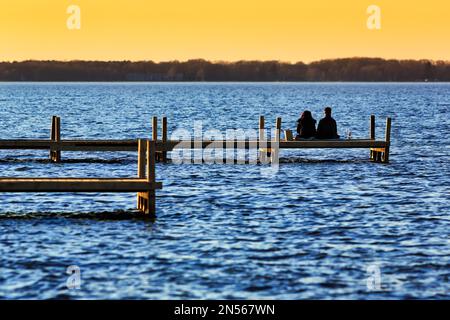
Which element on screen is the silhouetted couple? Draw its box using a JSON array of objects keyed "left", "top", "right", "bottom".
[{"left": 296, "top": 107, "right": 340, "bottom": 140}]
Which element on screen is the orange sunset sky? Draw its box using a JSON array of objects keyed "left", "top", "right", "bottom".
[{"left": 0, "top": 0, "right": 449, "bottom": 62}]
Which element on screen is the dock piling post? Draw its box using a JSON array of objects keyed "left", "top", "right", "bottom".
[
  {"left": 275, "top": 117, "right": 282, "bottom": 142},
  {"left": 137, "top": 139, "right": 156, "bottom": 216},
  {"left": 258, "top": 115, "right": 266, "bottom": 163},
  {"left": 50, "top": 116, "right": 61, "bottom": 163},
  {"left": 162, "top": 117, "right": 168, "bottom": 163},
  {"left": 383, "top": 117, "right": 391, "bottom": 163},
  {"left": 370, "top": 115, "right": 376, "bottom": 140},
  {"left": 152, "top": 116, "right": 158, "bottom": 141},
  {"left": 152, "top": 116, "right": 160, "bottom": 162},
  {"left": 137, "top": 139, "right": 146, "bottom": 212},
  {"left": 49, "top": 116, "right": 56, "bottom": 161},
  {"left": 147, "top": 139, "right": 156, "bottom": 216},
  {"left": 55, "top": 117, "right": 61, "bottom": 162},
  {"left": 370, "top": 115, "right": 376, "bottom": 160},
  {"left": 50, "top": 116, "right": 56, "bottom": 140},
  {"left": 273, "top": 117, "right": 282, "bottom": 163}
]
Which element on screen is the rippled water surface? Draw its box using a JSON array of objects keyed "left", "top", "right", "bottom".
[{"left": 0, "top": 83, "right": 449, "bottom": 299}]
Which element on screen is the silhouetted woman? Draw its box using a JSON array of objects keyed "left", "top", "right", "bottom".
[{"left": 296, "top": 110, "right": 317, "bottom": 139}]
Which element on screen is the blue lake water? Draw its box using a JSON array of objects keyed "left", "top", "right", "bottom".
[{"left": 0, "top": 83, "right": 448, "bottom": 299}]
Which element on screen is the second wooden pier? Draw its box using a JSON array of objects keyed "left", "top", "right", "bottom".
[{"left": 0, "top": 139, "right": 162, "bottom": 216}]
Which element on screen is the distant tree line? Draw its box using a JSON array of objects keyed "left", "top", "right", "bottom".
[{"left": 0, "top": 58, "right": 449, "bottom": 82}]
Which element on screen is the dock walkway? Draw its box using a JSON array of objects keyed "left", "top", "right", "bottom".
[
  {"left": 0, "top": 115, "right": 391, "bottom": 163},
  {"left": 0, "top": 114, "right": 391, "bottom": 216}
]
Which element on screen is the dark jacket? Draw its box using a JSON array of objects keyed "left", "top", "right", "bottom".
[
  {"left": 296, "top": 117, "right": 317, "bottom": 138},
  {"left": 316, "top": 116, "right": 339, "bottom": 139}
]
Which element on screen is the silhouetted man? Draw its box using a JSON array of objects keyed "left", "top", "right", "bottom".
[{"left": 316, "top": 107, "right": 340, "bottom": 139}]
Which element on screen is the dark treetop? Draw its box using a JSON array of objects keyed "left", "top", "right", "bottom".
[{"left": 1, "top": 58, "right": 449, "bottom": 82}]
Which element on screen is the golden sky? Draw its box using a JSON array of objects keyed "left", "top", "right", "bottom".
[{"left": 0, "top": 0, "right": 449, "bottom": 62}]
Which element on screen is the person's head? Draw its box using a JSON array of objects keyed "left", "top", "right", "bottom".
[
  {"left": 324, "top": 107, "right": 332, "bottom": 117},
  {"left": 301, "top": 110, "right": 313, "bottom": 121}
]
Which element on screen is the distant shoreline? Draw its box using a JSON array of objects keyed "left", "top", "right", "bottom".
[
  {"left": 1, "top": 58, "right": 449, "bottom": 82},
  {"left": 1, "top": 81, "right": 450, "bottom": 83}
]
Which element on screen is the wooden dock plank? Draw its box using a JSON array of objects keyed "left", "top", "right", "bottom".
[
  {"left": 0, "top": 139, "right": 137, "bottom": 150},
  {"left": 157, "top": 139, "right": 389, "bottom": 150},
  {"left": 279, "top": 140, "right": 389, "bottom": 149},
  {"left": 0, "top": 140, "right": 53, "bottom": 149},
  {"left": 0, "top": 138, "right": 389, "bottom": 152},
  {"left": 0, "top": 178, "right": 162, "bottom": 192},
  {"left": 0, "top": 138, "right": 388, "bottom": 151}
]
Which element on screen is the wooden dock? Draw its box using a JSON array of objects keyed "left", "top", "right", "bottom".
[
  {"left": 0, "top": 114, "right": 391, "bottom": 216},
  {"left": 149, "top": 114, "right": 392, "bottom": 163},
  {"left": 0, "top": 114, "right": 392, "bottom": 163},
  {"left": 0, "top": 139, "right": 162, "bottom": 216}
]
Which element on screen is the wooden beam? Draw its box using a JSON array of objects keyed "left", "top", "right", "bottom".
[
  {"left": 138, "top": 140, "right": 146, "bottom": 178},
  {"left": 259, "top": 116, "right": 265, "bottom": 141},
  {"left": 162, "top": 117, "right": 168, "bottom": 163},
  {"left": 50, "top": 116, "right": 56, "bottom": 141},
  {"left": 147, "top": 140, "right": 156, "bottom": 183},
  {"left": 152, "top": 116, "right": 158, "bottom": 141},
  {"left": 275, "top": 117, "right": 282, "bottom": 142},
  {"left": 50, "top": 116, "right": 61, "bottom": 162},
  {"left": 0, "top": 139, "right": 137, "bottom": 150},
  {"left": 0, "top": 178, "right": 162, "bottom": 192},
  {"left": 157, "top": 139, "right": 388, "bottom": 151},
  {"left": 137, "top": 139, "right": 146, "bottom": 211},
  {"left": 0, "top": 138, "right": 389, "bottom": 152},
  {"left": 385, "top": 117, "right": 391, "bottom": 143},
  {"left": 383, "top": 117, "right": 392, "bottom": 163},
  {"left": 370, "top": 115, "right": 376, "bottom": 140},
  {"left": 258, "top": 115, "right": 267, "bottom": 162},
  {"left": 146, "top": 140, "right": 156, "bottom": 216},
  {"left": 370, "top": 115, "right": 375, "bottom": 160},
  {"left": 54, "top": 116, "right": 61, "bottom": 162},
  {"left": 50, "top": 116, "right": 56, "bottom": 160}
]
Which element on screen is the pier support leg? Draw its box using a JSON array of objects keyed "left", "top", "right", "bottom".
[
  {"left": 147, "top": 140, "right": 156, "bottom": 216},
  {"left": 382, "top": 117, "right": 391, "bottom": 163},
  {"left": 137, "top": 139, "right": 146, "bottom": 212},
  {"left": 376, "top": 151, "right": 382, "bottom": 162},
  {"left": 152, "top": 116, "right": 162, "bottom": 162},
  {"left": 49, "top": 116, "right": 55, "bottom": 160},
  {"left": 137, "top": 139, "right": 156, "bottom": 216},
  {"left": 270, "top": 117, "right": 282, "bottom": 162},
  {"left": 162, "top": 117, "right": 168, "bottom": 163},
  {"left": 370, "top": 115, "right": 375, "bottom": 161},
  {"left": 369, "top": 115, "right": 392, "bottom": 164},
  {"left": 258, "top": 115, "right": 267, "bottom": 163},
  {"left": 50, "top": 116, "right": 61, "bottom": 163},
  {"left": 275, "top": 117, "right": 282, "bottom": 143}
]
